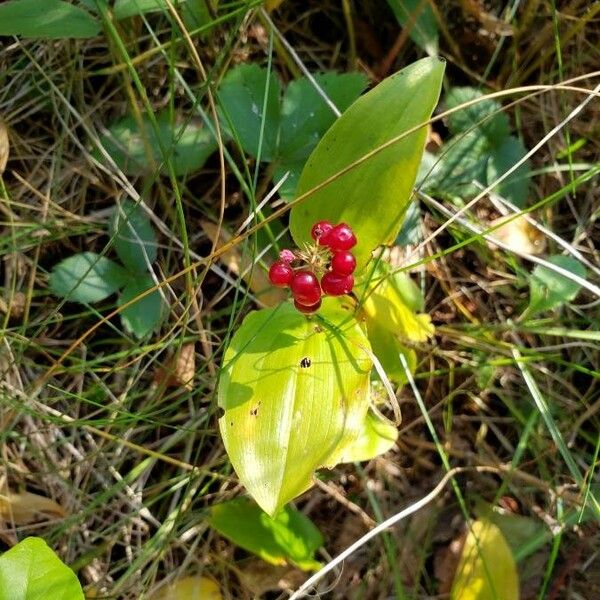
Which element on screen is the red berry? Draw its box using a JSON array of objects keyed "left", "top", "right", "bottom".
[
  {"left": 269, "top": 261, "right": 293, "bottom": 287},
  {"left": 279, "top": 249, "right": 295, "bottom": 263},
  {"left": 321, "top": 272, "right": 354, "bottom": 296},
  {"left": 294, "top": 298, "right": 321, "bottom": 314},
  {"left": 291, "top": 270, "right": 321, "bottom": 306},
  {"left": 330, "top": 251, "right": 356, "bottom": 275},
  {"left": 311, "top": 220, "right": 334, "bottom": 243},
  {"left": 321, "top": 223, "right": 357, "bottom": 251}
]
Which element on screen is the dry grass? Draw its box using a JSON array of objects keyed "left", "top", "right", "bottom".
[{"left": 0, "top": 1, "right": 599, "bottom": 598}]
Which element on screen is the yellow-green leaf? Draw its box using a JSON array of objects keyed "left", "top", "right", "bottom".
[
  {"left": 360, "top": 267, "right": 433, "bottom": 382},
  {"left": 290, "top": 57, "right": 445, "bottom": 271},
  {"left": 336, "top": 408, "right": 398, "bottom": 463},
  {"left": 149, "top": 576, "right": 221, "bottom": 600},
  {"left": 218, "top": 298, "right": 372, "bottom": 515},
  {"left": 0, "top": 537, "right": 84, "bottom": 600},
  {"left": 450, "top": 520, "right": 519, "bottom": 600}
]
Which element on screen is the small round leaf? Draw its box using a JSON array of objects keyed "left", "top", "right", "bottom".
[{"left": 49, "top": 252, "right": 127, "bottom": 304}]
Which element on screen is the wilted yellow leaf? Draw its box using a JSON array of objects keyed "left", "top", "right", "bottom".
[
  {"left": 201, "top": 220, "right": 286, "bottom": 307},
  {"left": 0, "top": 491, "right": 66, "bottom": 524},
  {"left": 149, "top": 576, "right": 222, "bottom": 600},
  {"left": 450, "top": 520, "right": 519, "bottom": 600},
  {"left": 0, "top": 120, "right": 8, "bottom": 175}
]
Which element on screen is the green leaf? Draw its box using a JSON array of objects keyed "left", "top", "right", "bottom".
[
  {"left": 119, "top": 274, "right": 165, "bottom": 339},
  {"left": 487, "top": 136, "right": 530, "bottom": 208},
  {"left": 427, "top": 87, "right": 531, "bottom": 204},
  {"left": 336, "top": 408, "right": 398, "bottom": 463},
  {"left": 148, "top": 577, "right": 222, "bottom": 600},
  {"left": 445, "top": 87, "right": 510, "bottom": 141},
  {"left": 426, "top": 130, "right": 490, "bottom": 199},
  {"left": 207, "top": 497, "right": 323, "bottom": 571},
  {"left": 0, "top": 0, "right": 100, "bottom": 39},
  {"left": 114, "top": 0, "right": 170, "bottom": 19},
  {"left": 218, "top": 298, "right": 373, "bottom": 516},
  {"left": 386, "top": 0, "right": 439, "bottom": 56},
  {"left": 395, "top": 201, "right": 421, "bottom": 246},
  {"left": 181, "top": 0, "right": 213, "bottom": 32},
  {"left": 272, "top": 161, "right": 304, "bottom": 202},
  {"left": 450, "top": 520, "right": 519, "bottom": 600},
  {"left": 0, "top": 537, "right": 84, "bottom": 600},
  {"left": 218, "top": 64, "right": 281, "bottom": 161},
  {"left": 289, "top": 57, "right": 445, "bottom": 271},
  {"left": 76, "top": 0, "right": 101, "bottom": 13},
  {"left": 360, "top": 265, "right": 433, "bottom": 383},
  {"left": 527, "top": 255, "right": 587, "bottom": 315},
  {"left": 95, "top": 111, "right": 217, "bottom": 176},
  {"left": 363, "top": 324, "right": 418, "bottom": 384},
  {"left": 110, "top": 200, "right": 158, "bottom": 273},
  {"left": 272, "top": 72, "right": 366, "bottom": 199},
  {"left": 49, "top": 252, "right": 128, "bottom": 304},
  {"left": 278, "top": 73, "right": 368, "bottom": 164}
]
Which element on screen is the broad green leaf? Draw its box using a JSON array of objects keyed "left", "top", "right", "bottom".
[
  {"left": 49, "top": 252, "right": 128, "bottom": 304},
  {"left": 336, "top": 408, "right": 398, "bottom": 463},
  {"left": 273, "top": 160, "right": 303, "bottom": 202},
  {"left": 119, "top": 274, "right": 165, "bottom": 338},
  {"left": 95, "top": 111, "right": 217, "bottom": 176},
  {"left": 218, "top": 64, "right": 281, "bottom": 161},
  {"left": 110, "top": 200, "right": 158, "bottom": 273},
  {"left": 149, "top": 576, "right": 221, "bottom": 600},
  {"left": 527, "top": 255, "right": 587, "bottom": 315},
  {"left": 445, "top": 87, "right": 510, "bottom": 141},
  {"left": 427, "top": 87, "right": 531, "bottom": 205},
  {"left": 278, "top": 73, "right": 368, "bottom": 164},
  {"left": 218, "top": 298, "right": 373, "bottom": 515},
  {"left": 360, "top": 266, "right": 433, "bottom": 383},
  {"left": 0, "top": 0, "right": 100, "bottom": 39},
  {"left": 386, "top": 0, "right": 439, "bottom": 56},
  {"left": 207, "top": 497, "right": 323, "bottom": 571},
  {"left": 289, "top": 57, "right": 445, "bottom": 271},
  {"left": 450, "top": 520, "right": 519, "bottom": 600},
  {"left": 181, "top": 0, "right": 213, "bottom": 32},
  {"left": 426, "top": 130, "right": 490, "bottom": 199},
  {"left": 76, "top": 0, "right": 100, "bottom": 13},
  {"left": 0, "top": 537, "right": 84, "bottom": 600},
  {"left": 487, "top": 136, "right": 530, "bottom": 208},
  {"left": 395, "top": 201, "right": 421, "bottom": 246},
  {"left": 363, "top": 324, "right": 418, "bottom": 384},
  {"left": 275, "top": 72, "right": 367, "bottom": 199}
]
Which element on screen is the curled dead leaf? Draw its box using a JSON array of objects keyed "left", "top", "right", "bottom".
[
  {"left": 488, "top": 215, "right": 546, "bottom": 256},
  {"left": 0, "top": 491, "right": 66, "bottom": 525},
  {"left": 157, "top": 343, "right": 195, "bottom": 391},
  {"left": 201, "top": 220, "right": 286, "bottom": 307},
  {"left": 0, "top": 291, "right": 26, "bottom": 320}
]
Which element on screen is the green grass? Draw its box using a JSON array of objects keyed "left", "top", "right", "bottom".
[{"left": 0, "top": 1, "right": 599, "bottom": 598}]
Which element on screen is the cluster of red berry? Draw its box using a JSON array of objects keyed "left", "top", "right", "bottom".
[{"left": 268, "top": 221, "right": 357, "bottom": 314}]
